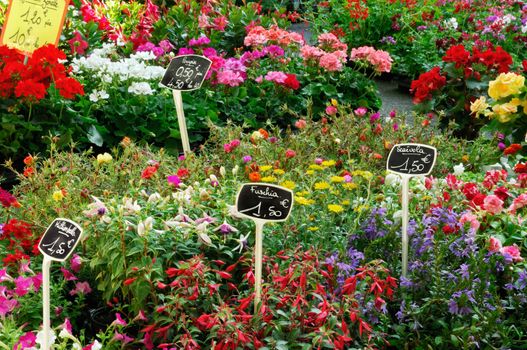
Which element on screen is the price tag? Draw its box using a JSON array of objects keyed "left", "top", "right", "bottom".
[
  {"left": 387, "top": 143, "right": 437, "bottom": 176},
  {"left": 236, "top": 183, "right": 293, "bottom": 222},
  {"left": 0, "top": 0, "right": 69, "bottom": 55},
  {"left": 161, "top": 55, "right": 212, "bottom": 92},
  {"left": 38, "top": 218, "right": 83, "bottom": 262}
]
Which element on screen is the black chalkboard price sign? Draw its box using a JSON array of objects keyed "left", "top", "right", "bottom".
[
  {"left": 38, "top": 218, "right": 83, "bottom": 261},
  {"left": 161, "top": 55, "right": 212, "bottom": 91},
  {"left": 236, "top": 183, "right": 294, "bottom": 222},
  {"left": 387, "top": 143, "right": 437, "bottom": 176}
]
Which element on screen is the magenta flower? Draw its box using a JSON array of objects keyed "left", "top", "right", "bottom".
[
  {"left": 32, "top": 273, "right": 42, "bottom": 291},
  {"left": 354, "top": 107, "right": 368, "bottom": 116},
  {"left": 167, "top": 175, "right": 181, "bottom": 187},
  {"left": 112, "top": 313, "right": 128, "bottom": 327},
  {"left": 0, "top": 295, "right": 18, "bottom": 316},
  {"left": 214, "top": 221, "right": 239, "bottom": 235},
  {"left": 325, "top": 106, "right": 337, "bottom": 115},
  {"left": 13, "top": 332, "right": 36, "bottom": 349},
  {"left": 285, "top": 149, "right": 296, "bottom": 158},
  {"left": 70, "top": 254, "right": 82, "bottom": 273},
  {"left": 61, "top": 267, "right": 78, "bottom": 281},
  {"left": 14, "top": 276, "right": 33, "bottom": 297},
  {"left": 0, "top": 269, "right": 11, "bottom": 282},
  {"left": 69, "top": 281, "right": 92, "bottom": 296},
  {"left": 243, "top": 155, "right": 252, "bottom": 163},
  {"left": 61, "top": 318, "right": 73, "bottom": 334}
]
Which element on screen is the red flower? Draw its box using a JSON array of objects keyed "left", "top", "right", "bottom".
[
  {"left": 410, "top": 67, "right": 446, "bottom": 104},
  {"left": 141, "top": 166, "right": 158, "bottom": 179},
  {"left": 248, "top": 172, "right": 261, "bottom": 182},
  {"left": 195, "top": 314, "right": 217, "bottom": 331},
  {"left": 443, "top": 44, "right": 470, "bottom": 69},
  {"left": 0, "top": 188, "right": 20, "bottom": 208},
  {"left": 15, "top": 80, "right": 47, "bottom": 100},
  {"left": 514, "top": 162, "right": 527, "bottom": 174},
  {"left": 55, "top": 77, "right": 85, "bottom": 99},
  {"left": 283, "top": 73, "right": 300, "bottom": 90},
  {"left": 523, "top": 60, "right": 527, "bottom": 72},
  {"left": 68, "top": 31, "right": 89, "bottom": 55},
  {"left": 285, "top": 149, "right": 296, "bottom": 158},
  {"left": 177, "top": 167, "right": 190, "bottom": 179},
  {"left": 462, "top": 183, "right": 479, "bottom": 201},
  {"left": 503, "top": 143, "right": 522, "bottom": 155},
  {"left": 123, "top": 277, "right": 137, "bottom": 286}
]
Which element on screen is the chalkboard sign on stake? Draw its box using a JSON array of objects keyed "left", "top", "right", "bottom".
[
  {"left": 38, "top": 218, "right": 83, "bottom": 350},
  {"left": 386, "top": 143, "right": 437, "bottom": 278},
  {"left": 387, "top": 143, "right": 437, "bottom": 176},
  {"left": 161, "top": 55, "right": 212, "bottom": 154},
  {"left": 38, "top": 218, "right": 83, "bottom": 262},
  {"left": 161, "top": 55, "right": 212, "bottom": 92},
  {"left": 235, "top": 183, "right": 294, "bottom": 312},
  {"left": 236, "top": 183, "right": 294, "bottom": 222}
]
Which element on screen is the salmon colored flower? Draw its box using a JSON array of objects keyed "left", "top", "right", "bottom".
[{"left": 248, "top": 172, "right": 261, "bottom": 182}]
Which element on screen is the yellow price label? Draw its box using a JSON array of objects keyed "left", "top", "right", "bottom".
[{"left": 0, "top": 0, "right": 69, "bottom": 56}]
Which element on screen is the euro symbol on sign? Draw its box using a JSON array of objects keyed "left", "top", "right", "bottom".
[
  {"left": 280, "top": 199, "right": 290, "bottom": 208},
  {"left": 421, "top": 155, "right": 431, "bottom": 163}
]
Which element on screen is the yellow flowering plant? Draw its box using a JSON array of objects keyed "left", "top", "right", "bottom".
[{"left": 471, "top": 72, "right": 527, "bottom": 145}]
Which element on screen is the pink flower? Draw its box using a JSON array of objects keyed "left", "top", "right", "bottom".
[
  {"left": 114, "top": 332, "right": 134, "bottom": 343},
  {"left": 230, "top": 139, "right": 241, "bottom": 148},
  {"left": 70, "top": 254, "right": 82, "bottom": 273},
  {"left": 508, "top": 193, "right": 527, "bottom": 214},
  {"left": 255, "top": 75, "right": 263, "bottom": 83},
  {"left": 285, "top": 149, "right": 296, "bottom": 158},
  {"left": 295, "top": 119, "right": 307, "bottom": 129},
  {"left": 32, "top": 273, "right": 42, "bottom": 291},
  {"left": 213, "top": 16, "right": 229, "bottom": 31},
  {"left": 354, "top": 107, "right": 368, "bottom": 116},
  {"left": 300, "top": 45, "right": 325, "bottom": 61},
  {"left": 177, "top": 47, "right": 195, "bottom": 55},
  {"left": 319, "top": 53, "right": 343, "bottom": 71},
  {"left": 325, "top": 106, "right": 337, "bottom": 115},
  {"left": 68, "top": 31, "right": 88, "bottom": 55},
  {"left": 459, "top": 212, "right": 480, "bottom": 231},
  {"left": 265, "top": 71, "right": 287, "bottom": 84},
  {"left": 0, "top": 295, "right": 18, "bottom": 316},
  {"left": 223, "top": 143, "right": 233, "bottom": 153},
  {"left": 217, "top": 70, "right": 244, "bottom": 87},
  {"left": 13, "top": 332, "right": 36, "bottom": 349},
  {"left": 315, "top": 158, "right": 323, "bottom": 165},
  {"left": 489, "top": 236, "right": 502, "bottom": 252},
  {"left": 61, "top": 318, "right": 73, "bottom": 334},
  {"left": 500, "top": 245, "right": 523, "bottom": 263},
  {"left": 483, "top": 194, "right": 504, "bottom": 215},
  {"left": 159, "top": 39, "right": 174, "bottom": 53},
  {"left": 69, "top": 281, "right": 92, "bottom": 296},
  {"left": 112, "top": 313, "right": 128, "bottom": 327}
]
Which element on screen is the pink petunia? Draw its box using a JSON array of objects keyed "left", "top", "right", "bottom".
[
  {"left": 70, "top": 254, "right": 82, "bottom": 273},
  {"left": 483, "top": 195, "right": 504, "bottom": 215},
  {"left": 69, "top": 281, "right": 92, "bottom": 296}
]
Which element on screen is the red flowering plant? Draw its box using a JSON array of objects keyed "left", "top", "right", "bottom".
[
  {"left": 410, "top": 43, "right": 518, "bottom": 139},
  {"left": 0, "top": 44, "right": 84, "bottom": 161}
]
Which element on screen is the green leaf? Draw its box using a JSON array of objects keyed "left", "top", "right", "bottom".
[{"left": 87, "top": 125, "right": 104, "bottom": 147}]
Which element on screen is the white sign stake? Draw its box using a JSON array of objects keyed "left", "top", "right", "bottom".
[
  {"left": 38, "top": 218, "right": 83, "bottom": 349},
  {"left": 42, "top": 256, "right": 52, "bottom": 350},
  {"left": 161, "top": 55, "right": 212, "bottom": 155},
  {"left": 386, "top": 144, "right": 437, "bottom": 278},
  {"left": 172, "top": 90, "right": 190, "bottom": 154},
  {"left": 235, "top": 183, "right": 294, "bottom": 311}
]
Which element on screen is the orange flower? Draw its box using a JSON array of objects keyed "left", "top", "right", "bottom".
[
  {"left": 373, "top": 153, "right": 383, "bottom": 159},
  {"left": 23, "top": 167, "right": 34, "bottom": 177},
  {"left": 504, "top": 143, "right": 522, "bottom": 155},
  {"left": 23, "top": 155, "right": 34, "bottom": 166},
  {"left": 249, "top": 172, "right": 261, "bottom": 182},
  {"left": 258, "top": 128, "right": 269, "bottom": 139}
]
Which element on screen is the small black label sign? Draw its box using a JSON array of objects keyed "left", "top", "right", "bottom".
[
  {"left": 387, "top": 143, "right": 437, "bottom": 176},
  {"left": 38, "top": 219, "right": 83, "bottom": 261},
  {"left": 161, "top": 55, "right": 212, "bottom": 91},
  {"left": 236, "top": 183, "right": 293, "bottom": 222}
]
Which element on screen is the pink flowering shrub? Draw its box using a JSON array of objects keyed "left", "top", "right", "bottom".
[{"left": 350, "top": 46, "right": 393, "bottom": 74}]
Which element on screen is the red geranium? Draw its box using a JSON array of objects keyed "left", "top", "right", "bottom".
[
  {"left": 14, "top": 80, "right": 47, "bottom": 101},
  {"left": 514, "top": 162, "right": 527, "bottom": 174},
  {"left": 283, "top": 73, "right": 300, "bottom": 90},
  {"left": 55, "top": 77, "right": 85, "bottom": 99},
  {"left": 443, "top": 44, "right": 470, "bottom": 69},
  {"left": 410, "top": 67, "right": 446, "bottom": 104}
]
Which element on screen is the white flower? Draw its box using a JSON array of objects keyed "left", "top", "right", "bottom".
[
  {"left": 219, "top": 166, "right": 226, "bottom": 177},
  {"left": 131, "top": 51, "right": 156, "bottom": 61},
  {"left": 453, "top": 163, "right": 465, "bottom": 176},
  {"left": 232, "top": 165, "right": 239, "bottom": 176},
  {"left": 122, "top": 198, "right": 141, "bottom": 215},
  {"left": 90, "top": 340, "right": 103, "bottom": 350},
  {"left": 198, "top": 232, "right": 212, "bottom": 246},
  {"left": 444, "top": 17, "right": 458, "bottom": 30},
  {"left": 137, "top": 217, "right": 154, "bottom": 236},
  {"left": 233, "top": 233, "right": 250, "bottom": 253},
  {"left": 128, "top": 82, "right": 154, "bottom": 95},
  {"left": 147, "top": 192, "right": 162, "bottom": 203},
  {"left": 384, "top": 173, "right": 401, "bottom": 187},
  {"left": 227, "top": 205, "right": 244, "bottom": 220},
  {"left": 393, "top": 210, "right": 402, "bottom": 223},
  {"left": 36, "top": 329, "right": 56, "bottom": 348},
  {"left": 89, "top": 90, "right": 109, "bottom": 102}
]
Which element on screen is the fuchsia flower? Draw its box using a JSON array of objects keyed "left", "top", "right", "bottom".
[
  {"left": 68, "top": 31, "right": 89, "bottom": 55},
  {"left": 71, "top": 254, "right": 82, "bottom": 273},
  {"left": 354, "top": 107, "right": 368, "bottom": 116},
  {"left": 61, "top": 267, "right": 78, "bottom": 281},
  {"left": 167, "top": 175, "right": 181, "bottom": 187},
  {"left": 14, "top": 276, "right": 33, "bottom": 297},
  {"left": 112, "top": 313, "right": 128, "bottom": 327},
  {"left": 13, "top": 332, "right": 36, "bottom": 349}
]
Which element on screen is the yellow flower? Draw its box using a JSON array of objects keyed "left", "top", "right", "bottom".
[
  {"left": 470, "top": 96, "right": 489, "bottom": 117},
  {"left": 331, "top": 99, "right": 338, "bottom": 107},
  {"left": 362, "top": 171, "right": 373, "bottom": 180},
  {"left": 343, "top": 183, "right": 358, "bottom": 190},
  {"left": 354, "top": 205, "right": 369, "bottom": 212},
  {"left": 52, "top": 190, "right": 64, "bottom": 202},
  {"left": 280, "top": 180, "right": 296, "bottom": 190},
  {"left": 306, "top": 170, "right": 315, "bottom": 175},
  {"left": 330, "top": 176, "right": 345, "bottom": 183},
  {"left": 96, "top": 152, "right": 113, "bottom": 165},
  {"left": 488, "top": 72, "right": 525, "bottom": 100},
  {"left": 342, "top": 200, "right": 350, "bottom": 205},
  {"left": 314, "top": 182, "right": 331, "bottom": 190},
  {"left": 328, "top": 204, "right": 344, "bottom": 213},
  {"left": 296, "top": 191, "right": 309, "bottom": 196},
  {"left": 309, "top": 164, "right": 324, "bottom": 171},
  {"left": 308, "top": 226, "right": 319, "bottom": 231},
  {"left": 492, "top": 100, "right": 519, "bottom": 123},
  {"left": 273, "top": 169, "right": 285, "bottom": 175},
  {"left": 295, "top": 196, "right": 315, "bottom": 205},
  {"left": 321, "top": 160, "right": 336, "bottom": 167},
  {"left": 261, "top": 176, "right": 276, "bottom": 183},
  {"left": 260, "top": 165, "right": 273, "bottom": 172}
]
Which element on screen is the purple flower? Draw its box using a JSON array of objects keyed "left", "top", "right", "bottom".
[
  {"left": 214, "top": 221, "right": 239, "bottom": 235},
  {"left": 167, "top": 175, "right": 181, "bottom": 187},
  {"left": 242, "top": 155, "right": 252, "bottom": 163}
]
